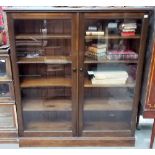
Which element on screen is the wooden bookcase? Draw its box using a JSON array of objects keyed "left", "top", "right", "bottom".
[
  {"left": 5, "top": 8, "right": 150, "bottom": 147},
  {"left": 0, "top": 47, "right": 18, "bottom": 143}
]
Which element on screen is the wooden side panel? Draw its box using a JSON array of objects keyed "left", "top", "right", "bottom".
[
  {"left": 7, "top": 13, "right": 24, "bottom": 136},
  {"left": 130, "top": 14, "right": 149, "bottom": 134},
  {"left": 145, "top": 43, "right": 155, "bottom": 110}
]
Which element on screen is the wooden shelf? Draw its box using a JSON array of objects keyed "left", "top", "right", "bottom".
[
  {"left": 84, "top": 78, "right": 135, "bottom": 88},
  {"left": 84, "top": 59, "right": 138, "bottom": 64},
  {"left": 84, "top": 122, "right": 130, "bottom": 130},
  {"left": 25, "top": 121, "right": 72, "bottom": 131},
  {"left": 84, "top": 99, "right": 132, "bottom": 111},
  {"left": 0, "top": 76, "right": 12, "bottom": 82},
  {"left": 16, "top": 41, "right": 42, "bottom": 46},
  {"left": 16, "top": 34, "right": 71, "bottom": 40},
  {"left": 23, "top": 98, "right": 72, "bottom": 111},
  {"left": 20, "top": 77, "right": 71, "bottom": 88},
  {"left": 85, "top": 35, "right": 141, "bottom": 40},
  {"left": 17, "top": 56, "right": 72, "bottom": 64}
]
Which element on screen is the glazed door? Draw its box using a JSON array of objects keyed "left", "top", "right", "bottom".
[
  {"left": 9, "top": 13, "right": 78, "bottom": 137},
  {"left": 0, "top": 54, "right": 12, "bottom": 81},
  {"left": 78, "top": 13, "right": 148, "bottom": 137}
]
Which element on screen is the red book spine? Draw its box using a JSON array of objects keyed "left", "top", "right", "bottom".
[{"left": 121, "top": 31, "right": 135, "bottom": 36}]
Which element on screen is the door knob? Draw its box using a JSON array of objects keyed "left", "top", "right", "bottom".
[
  {"left": 72, "top": 68, "right": 77, "bottom": 72},
  {"left": 79, "top": 68, "right": 83, "bottom": 72}
]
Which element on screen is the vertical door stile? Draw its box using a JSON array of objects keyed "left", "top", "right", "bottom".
[
  {"left": 78, "top": 13, "right": 85, "bottom": 136},
  {"left": 71, "top": 13, "right": 79, "bottom": 136},
  {"left": 131, "top": 14, "right": 149, "bottom": 135}
]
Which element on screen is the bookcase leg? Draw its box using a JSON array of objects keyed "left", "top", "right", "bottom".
[
  {"left": 150, "top": 119, "right": 155, "bottom": 149},
  {"left": 136, "top": 102, "right": 141, "bottom": 130}
]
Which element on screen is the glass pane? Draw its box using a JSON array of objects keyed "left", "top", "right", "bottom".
[
  {"left": 84, "top": 87, "right": 133, "bottom": 130},
  {"left": 14, "top": 18, "right": 72, "bottom": 132},
  {"left": 0, "top": 59, "right": 6, "bottom": 77},
  {"left": 84, "top": 19, "right": 141, "bottom": 63},
  {"left": 83, "top": 17, "right": 141, "bottom": 131},
  {"left": 0, "top": 106, "right": 14, "bottom": 129},
  {"left": 0, "top": 83, "right": 11, "bottom": 98},
  {"left": 22, "top": 87, "right": 72, "bottom": 131}
]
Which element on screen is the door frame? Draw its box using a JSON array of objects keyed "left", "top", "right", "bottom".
[
  {"left": 7, "top": 12, "right": 78, "bottom": 137},
  {"left": 78, "top": 12, "right": 149, "bottom": 137}
]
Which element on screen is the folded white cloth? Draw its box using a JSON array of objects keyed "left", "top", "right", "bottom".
[
  {"left": 88, "top": 70, "right": 128, "bottom": 80},
  {"left": 92, "top": 77, "right": 127, "bottom": 85}
]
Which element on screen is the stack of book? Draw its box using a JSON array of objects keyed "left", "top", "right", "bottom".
[
  {"left": 107, "top": 50, "right": 138, "bottom": 60},
  {"left": 120, "top": 22, "right": 137, "bottom": 37},
  {"left": 86, "top": 26, "right": 104, "bottom": 36},
  {"left": 88, "top": 70, "right": 128, "bottom": 85},
  {"left": 85, "top": 44, "right": 107, "bottom": 60}
]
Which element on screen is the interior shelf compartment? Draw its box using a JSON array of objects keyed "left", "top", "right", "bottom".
[
  {"left": 20, "top": 77, "right": 71, "bottom": 88},
  {"left": 85, "top": 35, "right": 141, "bottom": 40},
  {"left": 23, "top": 110, "right": 72, "bottom": 131},
  {"left": 22, "top": 98, "right": 72, "bottom": 111},
  {"left": 84, "top": 78, "right": 135, "bottom": 88},
  {"left": 15, "top": 34, "right": 71, "bottom": 40},
  {"left": 84, "top": 98, "right": 132, "bottom": 111},
  {"left": 17, "top": 56, "right": 72, "bottom": 64},
  {"left": 84, "top": 59, "right": 138, "bottom": 64},
  {"left": 83, "top": 121, "right": 131, "bottom": 130},
  {"left": 24, "top": 120, "right": 72, "bottom": 131},
  {"left": 83, "top": 110, "right": 131, "bottom": 130}
]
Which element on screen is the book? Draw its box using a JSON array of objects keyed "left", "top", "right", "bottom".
[
  {"left": 107, "top": 50, "right": 138, "bottom": 60},
  {"left": 120, "top": 23, "right": 137, "bottom": 29},
  {"left": 122, "top": 29, "right": 135, "bottom": 32},
  {"left": 88, "top": 26, "right": 97, "bottom": 31},
  {"left": 91, "top": 43, "right": 107, "bottom": 49},
  {"left": 108, "top": 23, "right": 118, "bottom": 29},
  {"left": 121, "top": 25, "right": 137, "bottom": 29},
  {"left": 119, "top": 21, "right": 137, "bottom": 37},
  {"left": 88, "top": 46, "right": 107, "bottom": 53},
  {"left": 121, "top": 31, "right": 135, "bottom": 37},
  {"left": 86, "top": 31, "right": 104, "bottom": 36},
  {"left": 85, "top": 43, "right": 107, "bottom": 60},
  {"left": 85, "top": 51, "right": 106, "bottom": 60}
]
